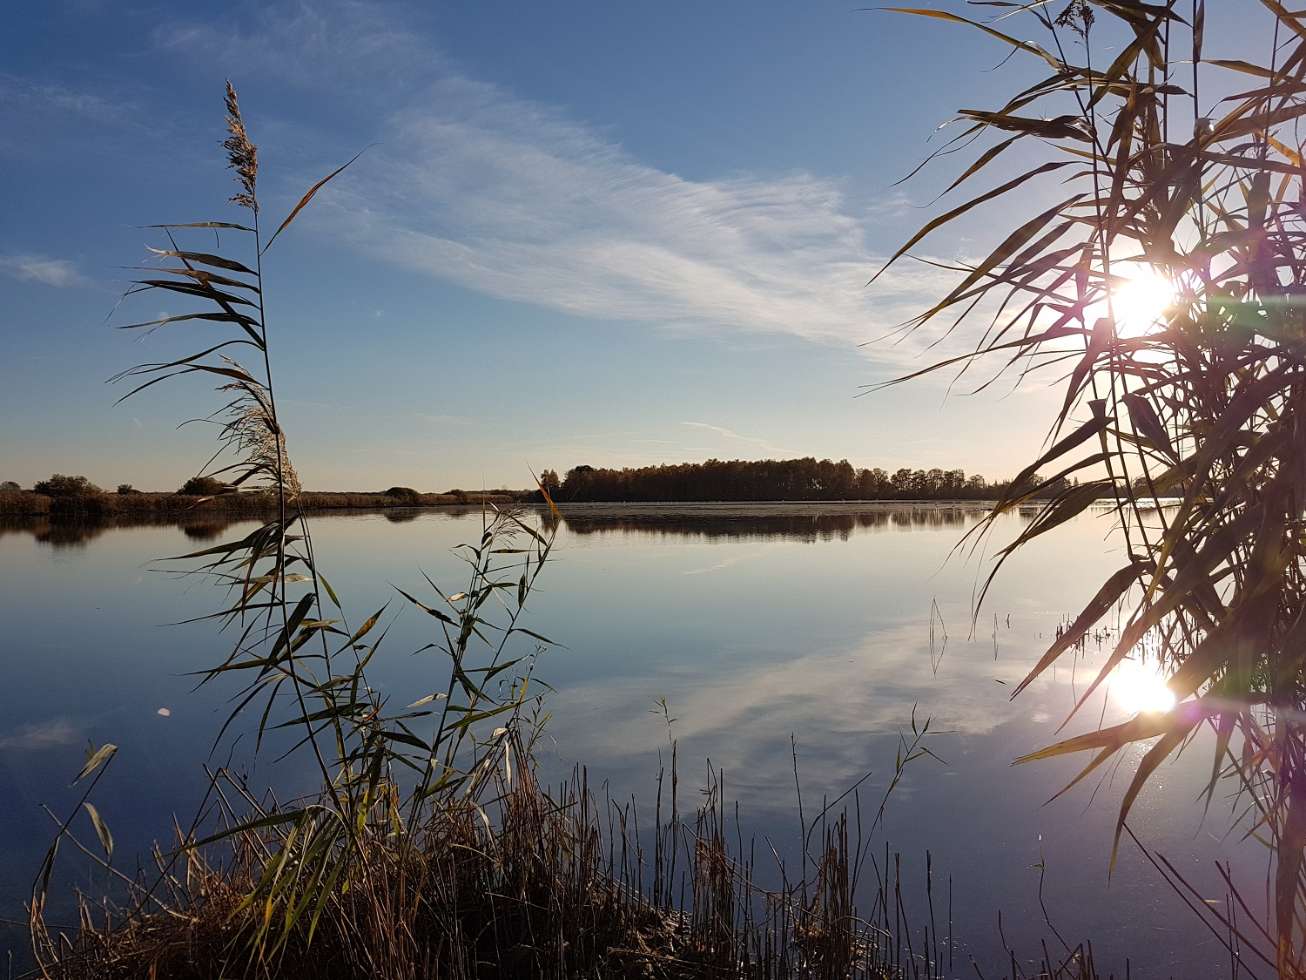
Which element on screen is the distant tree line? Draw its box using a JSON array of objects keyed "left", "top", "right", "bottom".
[
  {"left": 0, "top": 473, "right": 528, "bottom": 518},
  {"left": 1, "top": 474, "right": 525, "bottom": 501},
  {"left": 3, "top": 463, "right": 1078, "bottom": 508},
  {"left": 541, "top": 459, "right": 1073, "bottom": 503}
]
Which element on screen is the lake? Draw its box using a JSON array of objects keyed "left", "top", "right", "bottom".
[{"left": 0, "top": 503, "right": 1264, "bottom": 976}]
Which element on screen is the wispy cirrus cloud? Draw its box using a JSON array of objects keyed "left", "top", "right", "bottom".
[
  {"left": 0, "top": 74, "right": 134, "bottom": 124},
  {"left": 415, "top": 412, "right": 477, "bottom": 427},
  {"left": 154, "top": 2, "right": 964, "bottom": 360},
  {"left": 325, "top": 80, "right": 957, "bottom": 354},
  {"left": 33, "top": 87, "right": 122, "bottom": 120},
  {"left": 680, "top": 421, "right": 781, "bottom": 455},
  {"left": 150, "top": 3, "right": 437, "bottom": 89},
  {"left": 0, "top": 254, "right": 88, "bottom": 288}
]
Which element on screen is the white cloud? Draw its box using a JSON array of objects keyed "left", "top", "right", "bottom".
[
  {"left": 0, "top": 254, "right": 87, "bottom": 288},
  {"left": 680, "top": 421, "right": 781, "bottom": 455},
  {"left": 321, "top": 84, "right": 961, "bottom": 355},
  {"left": 0, "top": 74, "right": 133, "bottom": 124},
  {"left": 150, "top": 3, "right": 436, "bottom": 87},
  {"left": 154, "top": 2, "right": 972, "bottom": 361}
]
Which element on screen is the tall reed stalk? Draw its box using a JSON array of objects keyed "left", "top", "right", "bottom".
[{"left": 29, "top": 82, "right": 565, "bottom": 977}]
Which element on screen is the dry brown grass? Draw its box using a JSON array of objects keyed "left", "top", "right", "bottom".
[
  {"left": 37, "top": 758, "right": 915, "bottom": 980},
  {"left": 34, "top": 743, "right": 1121, "bottom": 980}
]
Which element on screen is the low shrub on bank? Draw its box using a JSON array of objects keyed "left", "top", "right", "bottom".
[
  {"left": 32, "top": 474, "right": 102, "bottom": 497},
  {"left": 0, "top": 491, "right": 50, "bottom": 516},
  {"left": 177, "top": 475, "right": 227, "bottom": 496}
]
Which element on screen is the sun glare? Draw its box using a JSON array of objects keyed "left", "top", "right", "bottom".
[
  {"left": 1110, "top": 267, "right": 1177, "bottom": 337},
  {"left": 1111, "top": 659, "right": 1177, "bottom": 715}
]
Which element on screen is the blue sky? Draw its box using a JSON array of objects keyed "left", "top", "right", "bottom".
[{"left": 0, "top": 1, "right": 1260, "bottom": 491}]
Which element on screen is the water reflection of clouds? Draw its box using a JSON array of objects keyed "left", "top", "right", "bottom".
[
  {"left": 546, "top": 618, "right": 1084, "bottom": 796},
  {"left": 0, "top": 719, "right": 80, "bottom": 751},
  {"left": 680, "top": 545, "right": 778, "bottom": 576}
]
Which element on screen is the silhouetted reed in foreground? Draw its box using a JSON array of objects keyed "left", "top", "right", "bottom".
[{"left": 879, "top": 2, "right": 1306, "bottom": 971}]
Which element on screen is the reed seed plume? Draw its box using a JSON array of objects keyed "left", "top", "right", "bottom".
[
  {"left": 223, "top": 80, "right": 257, "bottom": 212},
  {"left": 218, "top": 374, "right": 302, "bottom": 501}
]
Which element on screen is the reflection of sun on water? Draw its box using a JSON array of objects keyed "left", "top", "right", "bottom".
[
  {"left": 1111, "top": 266, "right": 1177, "bottom": 338},
  {"left": 1111, "top": 659, "right": 1176, "bottom": 715}
]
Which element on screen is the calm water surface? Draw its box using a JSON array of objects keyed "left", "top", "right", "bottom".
[{"left": 0, "top": 504, "right": 1265, "bottom": 976}]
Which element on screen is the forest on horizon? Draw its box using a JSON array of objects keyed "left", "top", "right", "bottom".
[{"left": 539, "top": 457, "right": 1071, "bottom": 503}]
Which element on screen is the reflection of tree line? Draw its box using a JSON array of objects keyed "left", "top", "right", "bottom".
[
  {"left": 2, "top": 504, "right": 1046, "bottom": 550},
  {"left": 553, "top": 506, "right": 1006, "bottom": 541},
  {"left": 0, "top": 515, "right": 240, "bottom": 549},
  {"left": 0, "top": 507, "right": 496, "bottom": 549}
]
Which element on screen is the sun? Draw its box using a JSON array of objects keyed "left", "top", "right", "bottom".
[
  {"left": 1110, "top": 266, "right": 1177, "bottom": 337},
  {"left": 1111, "top": 658, "right": 1177, "bottom": 715}
]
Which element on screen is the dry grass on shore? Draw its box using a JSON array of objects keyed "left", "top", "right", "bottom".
[{"left": 34, "top": 743, "right": 1115, "bottom": 980}]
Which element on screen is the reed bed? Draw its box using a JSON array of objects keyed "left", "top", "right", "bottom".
[
  {"left": 33, "top": 727, "right": 1117, "bottom": 980},
  {"left": 28, "top": 750, "right": 897, "bottom": 980}
]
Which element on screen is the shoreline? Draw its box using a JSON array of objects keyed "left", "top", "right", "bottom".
[
  {"left": 0, "top": 489, "right": 524, "bottom": 519},
  {"left": 1, "top": 494, "right": 1164, "bottom": 522}
]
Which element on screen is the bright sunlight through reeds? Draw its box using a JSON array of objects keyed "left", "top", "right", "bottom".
[
  {"left": 1109, "top": 659, "right": 1177, "bottom": 717},
  {"left": 1110, "top": 265, "right": 1177, "bottom": 338}
]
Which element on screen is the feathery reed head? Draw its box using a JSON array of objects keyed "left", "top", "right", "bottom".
[
  {"left": 223, "top": 80, "right": 258, "bottom": 212},
  {"left": 1054, "top": 0, "right": 1094, "bottom": 38}
]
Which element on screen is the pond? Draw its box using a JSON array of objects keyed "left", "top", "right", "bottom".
[{"left": 0, "top": 503, "right": 1264, "bottom": 976}]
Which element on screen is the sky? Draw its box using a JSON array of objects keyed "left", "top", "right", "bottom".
[{"left": 0, "top": 0, "right": 1264, "bottom": 491}]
